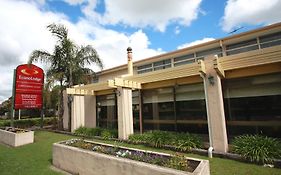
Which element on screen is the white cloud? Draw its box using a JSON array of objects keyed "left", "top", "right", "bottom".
[
  {"left": 222, "top": 0, "right": 281, "bottom": 32},
  {"left": 177, "top": 38, "right": 215, "bottom": 49},
  {"left": 83, "top": 0, "right": 202, "bottom": 32},
  {"left": 0, "top": 0, "right": 162, "bottom": 103}
]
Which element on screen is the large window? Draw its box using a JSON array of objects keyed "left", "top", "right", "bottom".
[
  {"left": 142, "top": 87, "right": 175, "bottom": 131},
  {"left": 175, "top": 84, "right": 208, "bottom": 134},
  {"left": 226, "top": 39, "right": 259, "bottom": 55},
  {"left": 96, "top": 94, "right": 117, "bottom": 129},
  {"left": 141, "top": 83, "right": 207, "bottom": 134},
  {"left": 132, "top": 90, "right": 140, "bottom": 132},
  {"left": 223, "top": 73, "right": 281, "bottom": 138}
]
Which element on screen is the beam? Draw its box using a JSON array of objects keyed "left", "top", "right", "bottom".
[{"left": 213, "top": 57, "right": 225, "bottom": 78}]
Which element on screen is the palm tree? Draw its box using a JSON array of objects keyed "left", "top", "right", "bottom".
[{"left": 28, "top": 23, "right": 103, "bottom": 130}]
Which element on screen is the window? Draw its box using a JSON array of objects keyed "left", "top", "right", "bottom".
[
  {"left": 141, "top": 84, "right": 207, "bottom": 134},
  {"left": 175, "top": 84, "right": 208, "bottom": 134},
  {"left": 259, "top": 32, "right": 281, "bottom": 49},
  {"left": 96, "top": 94, "right": 117, "bottom": 129},
  {"left": 132, "top": 90, "right": 140, "bottom": 132},
  {"left": 223, "top": 73, "right": 281, "bottom": 138},
  {"left": 174, "top": 54, "right": 195, "bottom": 67},
  {"left": 226, "top": 39, "right": 258, "bottom": 55},
  {"left": 137, "top": 63, "right": 153, "bottom": 74},
  {"left": 195, "top": 47, "right": 223, "bottom": 60},
  {"left": 153, "top": 59, "right": 171, "bottom": 71}
]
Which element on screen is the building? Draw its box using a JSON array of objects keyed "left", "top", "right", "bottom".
[{"left": 64, "top": 22, "right": 281, "bottom": 153}]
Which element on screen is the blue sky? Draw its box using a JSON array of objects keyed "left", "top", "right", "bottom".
[{"left": 0, "top": 0, "right": 280, "bottom": 102}]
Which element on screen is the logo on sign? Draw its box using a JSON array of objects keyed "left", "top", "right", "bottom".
[{"left": 21, "top": 68, "right": 39, "bottom": 76}]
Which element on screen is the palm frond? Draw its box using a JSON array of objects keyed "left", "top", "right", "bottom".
[{"left": 28, "top": 50, "right": 52, "bottom": 64}]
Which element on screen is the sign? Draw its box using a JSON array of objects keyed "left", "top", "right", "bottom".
[{"left": 14, "top": 64, "right": 44, "bottom": 109}]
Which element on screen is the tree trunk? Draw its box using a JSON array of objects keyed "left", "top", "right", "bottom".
[
  {"left": 68, "top": 68, "right": 73, "bottom": 132},
  {"left": 58, "top": 80, "right": 64, "bottom": 130}
]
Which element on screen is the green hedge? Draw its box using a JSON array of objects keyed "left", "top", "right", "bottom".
[
  {"left": 232, "top": 135, "right": 281, "bottom": 164},
  {"left": 128, "top": 130, "right": 203, "bottom": 151},
  {"left": 0, "top": 117, "right": 57, "bottom": 128},
  {"left": 74, "top": 127, "right": 118, "bottom": 139}
]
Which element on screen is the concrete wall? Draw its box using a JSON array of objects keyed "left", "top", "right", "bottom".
[
  {"left": 53, "top": 141, "right": 210, "bottom": 175},
  {"left": 0, "top": 129, "right": 34, "bottom": 147}
]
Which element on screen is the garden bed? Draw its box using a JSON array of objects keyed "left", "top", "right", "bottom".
[
  {"left": 53, "top": 139, "right": 210, "bottom": 175},
  {"left": 0, "top": 127, "right": 34, "bottom": 147}
]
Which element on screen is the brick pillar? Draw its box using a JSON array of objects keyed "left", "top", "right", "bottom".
[
  {"left": 117, "top": 87, "right": 134, "bottom": 139},
  {"left": 202, "top": 55, "right": 228, "bottom": 153}
]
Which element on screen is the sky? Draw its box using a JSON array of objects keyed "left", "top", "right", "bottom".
[{"left": 0, "top": 0, "right": 281, "bottom": 103}]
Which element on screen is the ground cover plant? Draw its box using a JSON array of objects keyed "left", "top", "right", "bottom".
[
  {"left": 232, "top": 135, "right": 281, "bottom": 164},
  {"left": 64, "top": 139, "right": 196, "bottom": 172}
]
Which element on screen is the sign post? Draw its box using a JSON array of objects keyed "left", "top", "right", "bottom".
[{"left": 13, "top": 64, "right": 44, "bottom": 127}]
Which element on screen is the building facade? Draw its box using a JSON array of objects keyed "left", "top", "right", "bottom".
[{"left": 65, "top": 22, "right": 281, "bottom": 153}]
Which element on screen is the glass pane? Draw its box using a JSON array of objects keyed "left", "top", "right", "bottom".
[
  {"left": 196, "top": 47, "right": 222, "bottom": 57},
  {"left": 226, "top": 45, "right": 259, "bottom": 55},
  {"left": 259, "top": 32, "right": 281, "bottom": 43},
  {"left": 226, "top": 39, "right": 257, "bottom": 50},
  {"left": 223, "top": 73, "right": 281, "bottom": 138},
  {"left": 96, "top": 94, "right": 117, "bottom": 129}
]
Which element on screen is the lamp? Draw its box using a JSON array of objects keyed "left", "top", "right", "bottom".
[{"left": 208, "top": 75, "right": 215, "bottom": 86}]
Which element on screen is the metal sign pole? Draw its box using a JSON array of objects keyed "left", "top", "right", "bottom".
[{"left": 10, "top": 69, "right": 16, "bottom": 128}]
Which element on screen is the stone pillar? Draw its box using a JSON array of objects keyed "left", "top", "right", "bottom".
[
  {"left": 117, "top": 87, "right": 134, "bottom": 140},
  {"left": 84, "top": 95, "right": 96, "bottom": 128},
  {"left": 202, "top": 55, "right": 228, "bottom": 153}
]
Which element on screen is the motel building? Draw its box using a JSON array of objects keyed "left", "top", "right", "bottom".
[{"left": 64, "top": 22, "right": 281, "bottom": 153}]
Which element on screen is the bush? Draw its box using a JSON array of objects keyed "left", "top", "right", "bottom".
[
  {"left": 128, "top": 130, "right": 202, "bottom": 151},
  {"left": 0, "top": 117, "right": 57, "bottom": 128},
  {"left": 147, "top": 130, "right": 173, "bottom": 147},
  {"left": 101, "top": 129, "right": 118, "bottom": 139},
  {"left": 232, "top": 135, "right": 281, "bottom": 164},
  {"left": 128, "top": 133, "right": 150, "bottom": 144},
  {"left": 172, "top": 133, "right": 202, "bottom": 151},
  {"left": 74, "top": 127, "right": 117, "bottom": 139}
]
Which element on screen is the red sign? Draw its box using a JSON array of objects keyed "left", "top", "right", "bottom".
[{"left": 14, "top": 64, "right": 44, "bottom": 109}]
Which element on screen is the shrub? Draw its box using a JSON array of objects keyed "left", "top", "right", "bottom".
[
  {"left": 128, "top": 130, "right": 202, "bottom": 151},
  {"left": 0, "top": 117, "right": 57, "bottom": 128},
  {"left": 147, "top": 130, "right": 173, "bottom": 147},
  {"left": 173, "top": 133, "right": 202, "bottom": 151},
  {"left": 101, "top": 129, "right": 118, "bottom": 139},
  {"left": 232, "top": 135, "right": 281, "bottom": 164},
  {"left": 74, "top": 127, "right": 118, "bottom": 139},
  {"left": 128, "top": 133, "right": 151, "bottom": 144}
]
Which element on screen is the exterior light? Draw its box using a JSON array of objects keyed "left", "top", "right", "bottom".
[{"left": 208, "top": 75, "right": 215, "bottom": 86}]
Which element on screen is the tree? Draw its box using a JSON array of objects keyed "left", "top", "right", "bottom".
[{"left": 28, "top": 23, "right": 103, "bottom": 130}]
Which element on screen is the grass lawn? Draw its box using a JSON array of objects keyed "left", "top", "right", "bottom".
[{"left": 0, "top": 131, "right": 281, "bottom": 175}]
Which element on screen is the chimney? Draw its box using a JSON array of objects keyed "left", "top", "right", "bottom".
[{"left": 127, "top": 47, "right": 133, "bottom": 75}]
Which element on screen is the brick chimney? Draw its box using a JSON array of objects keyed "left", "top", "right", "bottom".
[{"left": 127, "top": 47, "right": 133, "bottom": 75}]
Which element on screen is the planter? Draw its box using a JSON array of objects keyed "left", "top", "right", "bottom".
[
  {"left": 53, "top": 140, "right": 210, "bottom": 175},
  {"left": 0, "top": 128, "right": 34, "bottom": 147}
]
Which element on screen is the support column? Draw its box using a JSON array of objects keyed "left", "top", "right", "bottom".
[
  {"left": 202, "top": 55, "right": 228, "bottom": 153},
  {"left": 71, "top": 95, "right": 85, "bottom": 132},
  {"left": 117, "top": 87, "right": 134, "bottom": 140},
  {"left": 84, "top": 95, "right": 96, "bottom": 128}
]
